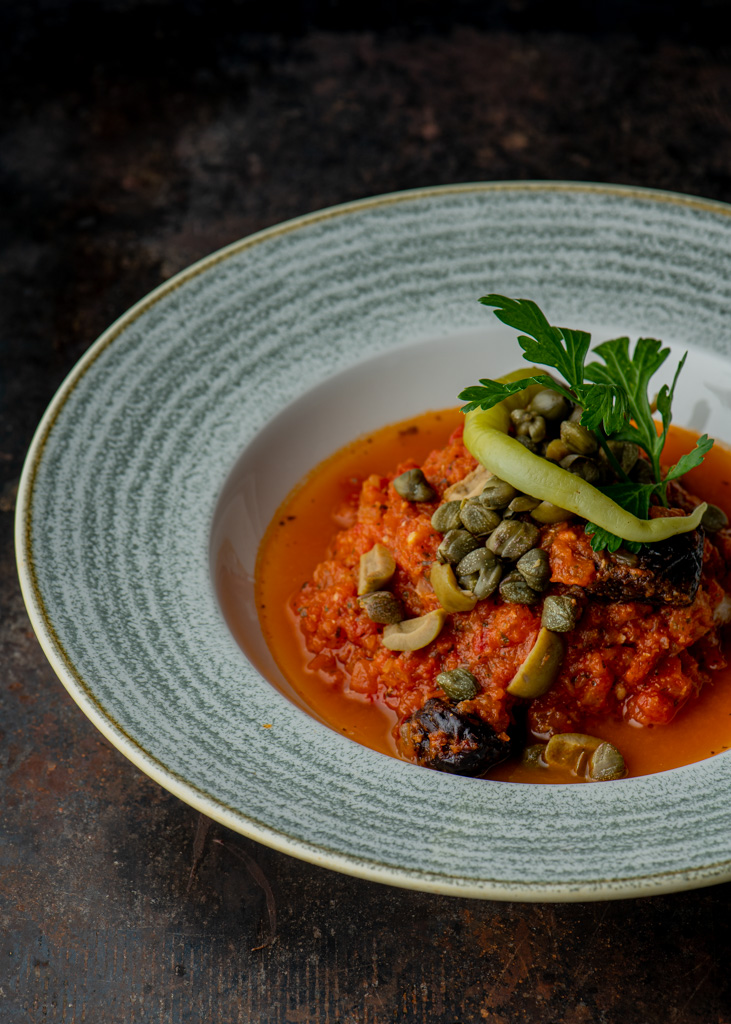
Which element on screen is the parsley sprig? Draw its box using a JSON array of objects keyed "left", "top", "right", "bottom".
[{"left": 458, "top": 295, "right": 713, "bottom": 553}]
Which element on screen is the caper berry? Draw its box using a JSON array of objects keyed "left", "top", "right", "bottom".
[
  {"left": 392, "top": 468, "right": 437, "bottom": 502},
  {"left": 459, "top": 499, "right": 501, "bottom": 537},
  {"left": 487, "top": 520, "right": 540, "bottom": 560},
  {"left": 479, "top": 477, "right": 516, "bottom": 509},
  {"left": 499, "top": 571, "right": 541, "bottom": 605},
  {"left": 516, "top": 547, "right": 551, "bottom": 591},
  {"left": 437, "top": 529, "right": 482, "bottom": 565},
  {"left": 702, "top": 503, "right": 729, "bottom": 532},
  {"left": 431, "top": 501, "right": 463, "bottom": 533},
  {"left": 358, "top": 591, "right": 404, "bottom": 624},
  {"left": 436, "top": 667, "right": 480, "bottom": 702}
]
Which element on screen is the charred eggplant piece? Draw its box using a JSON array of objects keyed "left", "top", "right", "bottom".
[
  {"left": 399, "top": 697, "right": 513, "bottom": 775},
  {"left": 586, "top": 528, "right": 704, "bottom": 606}
]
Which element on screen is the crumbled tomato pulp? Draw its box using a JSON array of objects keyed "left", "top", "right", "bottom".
[{"left": 247, "top": 410, "right": 731, "bottom": 783}]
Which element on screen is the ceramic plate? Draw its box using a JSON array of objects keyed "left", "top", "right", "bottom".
[{"left": 16, "top": 182, "right": 731, "bottom": 901}]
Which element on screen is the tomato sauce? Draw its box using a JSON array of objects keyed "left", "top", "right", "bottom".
[{"left": 228, "top": 411, "right": 731, "bottom": 783}]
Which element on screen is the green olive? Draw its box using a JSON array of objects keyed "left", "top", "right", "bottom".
[
  {"left": 430, "top": 563, "right": 478, "bottom": 612},
  {"left": 382, "top": 609, "right": 447, "bottom": 651},
  {"left": 358, "top": 543, "right": 397, "bottom": 596},
  {"left": 436, "top": 667, "right": 479, "bottom": 701},
  {"left": 506, "top": 627, "right": 564, "bottom": 696},
  {"left": 392, "top": 468, "right": 437, "bottom": 502},
  {"left": 544, "top": 732, "right": 601, "bottom": 770}
]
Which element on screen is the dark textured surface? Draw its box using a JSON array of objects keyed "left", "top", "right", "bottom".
[{"left": 4, "top": 4, "right": 731, "bottom": 1021}]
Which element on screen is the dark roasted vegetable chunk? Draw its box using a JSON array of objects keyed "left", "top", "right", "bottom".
[
  {"left": 586, "top": 528, "right": 705, "bottom": 606},
  {"left": 398, "top": 697, "right": 513, "bottom": 775}
]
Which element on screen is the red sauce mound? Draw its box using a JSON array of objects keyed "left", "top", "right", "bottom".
[{"left": 291, "top": 425, "right": 731, "bottom": 752}]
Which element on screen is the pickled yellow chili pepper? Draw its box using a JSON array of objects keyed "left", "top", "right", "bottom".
[{"left": 463, "top": 369, "right": 706, "bottom": 545}]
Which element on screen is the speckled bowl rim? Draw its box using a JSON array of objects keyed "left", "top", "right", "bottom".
[{"left": 15, "top": 180, "right": 731, "bottom": 902}]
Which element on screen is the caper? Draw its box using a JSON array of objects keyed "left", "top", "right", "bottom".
[
  {"left": 473, "top": 564, "right": 503, "bottom": 600},
  {"left": 541, "top": 594, "right": 580, "bottom": 632},
  {"left": 458, "top": 572, "right": 479, "bottom": 592},
  {"left": 601, "top": 440, "right": 639, "bottom": 476},
  {"left": 431, "top": 501, "right": 463, "bottom": 533},
  {"left": 459, "top": 499, "right": 501, "bottom": 537},
  {"left": 382, "top": 609, "right": 447, "bottom": 651},
  {"left": 702, "top": 503, "right": 729, "bottom": 532},
  {"left": 560, "top": 453, "right": 601, "bottom": 484},
  {"left": 544, "top": 438, "right": 571, "bottom": 463},
  {"left": 516, "top": 548, "right": 551, "bottom": 591},
  {"left": 568, "top": 405, "right": 583, "bottom": 423},
  {"left": 527, "top": 388, "right": 570, "bottom": 421},
  {"left": 358, "top": 543, "right": 396, "bottom": 596},
  {"left": 479, "top": 477, "right": 517, "bottom": 509},
  {"left": 506, "top": 627, "right": 564, "bottom": 696},
  {"left": 499, "top": 571, "right": 541, "bottom": 605},
  {"left": 510, "top": 408, "right": 531, "bottom": 428},
  {"left": 516, "top": 435, "right": 540, "bottom": 454},
  {"left": 521, "top": 744, "right": 547, "bottom": 768},
  {"left": 526, "top": 415, "right": 546, "bottom": 443},
  {"left": 530, "top": 500, "right": 573, "bottom": 525},
  {"left": 588, "top": 741, "right": 627, "bottom": 781},
  {"left": 487, "top": 520, "right": 540, "bottom": 560},
  {"left": 560, "top": 420, "right": 598, "bottom": 456},
  {"left": 436, "top": 667, "right": 479, "bottom": 702},
  {"left": 358, "top": 591, "right": 404, "bottom": 624},
  {"left": 508, "top": 495, "right": 542, "bottom": 513},
  {"left": 630, "top": 457, "right": 655, "bottom": 484},
  {"left": 437, "top": 529, "right": 482, "bottom": 565},
  {"left": 392, "top": 468, "right": 437, "bottom": 502},
  {"left": 456, "top": 547, "right": 497, "bottom": 576}
]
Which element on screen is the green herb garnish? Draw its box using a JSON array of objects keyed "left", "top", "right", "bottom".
[{"left": 458, "top": 295, "right": 713, "bottom": 552}]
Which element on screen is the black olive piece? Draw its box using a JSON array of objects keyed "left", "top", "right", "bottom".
[
  {"left": 587, "top": 527, "right": 705, "bottom": 606},
  {"left": 399, "top": 697, "right": 514, "bottom": 775}
]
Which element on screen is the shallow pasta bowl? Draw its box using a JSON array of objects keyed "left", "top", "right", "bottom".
[{"left": 16, "top": 182, "right": 731, "bottom": 901}]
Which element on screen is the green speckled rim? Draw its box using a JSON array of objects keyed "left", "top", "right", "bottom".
[{"left": 15, "top": 182, "right": 731, "bottom": 901}]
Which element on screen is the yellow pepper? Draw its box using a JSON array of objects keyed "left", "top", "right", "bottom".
[{"left": 463, "top": 369, "right": 706, "bottom": 545}]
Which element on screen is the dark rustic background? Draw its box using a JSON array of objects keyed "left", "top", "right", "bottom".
[{"left": 4, "top": 2, "right": 731, "bottom": 1021}]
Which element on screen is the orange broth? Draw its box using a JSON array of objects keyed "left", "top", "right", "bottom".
[{"left": 233, "top": 411, "right": 731, "bottom": 783}]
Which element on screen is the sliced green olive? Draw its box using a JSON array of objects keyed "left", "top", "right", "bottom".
[
  {"left": 381, "top": 609, "right": 447, "bottom": 651},
  {"left": 544, "top": 732, "right": 602, "bottom": 770},
  {"left": 392, "top": 468, "right": 437, "bottom": 502},
  {"left": 430, "top": 501, "right": 463, "bottom": 533},
  {"left": 530, "top": 500, "right": 573, "bottom": 524},
  {"left": 358, "top": 543, "right": 396, "bottom": 596},
  {"left": 430, "top": 563, "right": 478, "bottom": 613},
  {"left": 436, "top": 667, "right": 479, "bottom": 701},
  {"left": 506, "top": 627, "right": 564, "bottom": 697},
  {"left": 358, "top": 591, "right": 404, "bottom": 624},
  {"left": 463, "top": 371, "right": 706, "bottom": 544},
  {"left": 588, "top": 741, "right": 627, "bottom": 781}
]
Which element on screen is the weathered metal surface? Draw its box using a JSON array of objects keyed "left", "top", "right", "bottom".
[{"left": 4, "top": 6, "right": 731, "bottom": 1021}]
